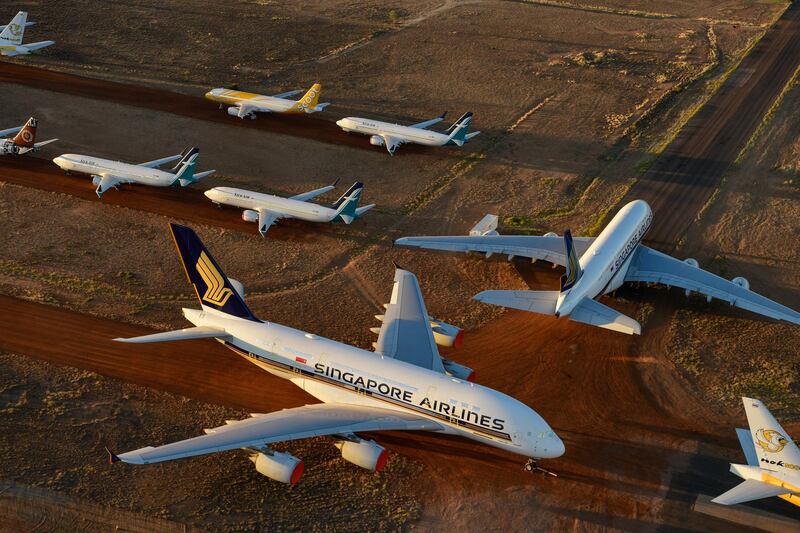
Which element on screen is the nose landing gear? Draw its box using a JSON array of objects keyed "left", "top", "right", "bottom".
[{"left": 524, "top": 459, "right": 557, "bottom": 477}]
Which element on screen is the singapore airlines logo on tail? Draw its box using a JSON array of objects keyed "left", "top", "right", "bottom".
[
  {"left": 196, "top": 251, "right": 233, "bottom": 306},
  {"left": 755, "top": 428, "right": 788, "bottom": 453}
]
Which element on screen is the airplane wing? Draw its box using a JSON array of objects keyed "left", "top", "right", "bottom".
[
  {"left": 625, "top": 246, "right": 800, "bottom": 325},
  {"left": 232, "top": 103, "right": 262, "bottom": 117},
  {"left": 17, "top": 138, "right": 59, "bottom": 155},
  {"left": 257, "top": 209, "right": 282, "bottom": 237},
  {"left": 289, "top": 179, "right": 339, "bottom": 202},
  {"left": 0, "top": 125, "right": 23, "bottom": 138},
  {"left": 114, "top": 326, "right": 229, "bottom": 344},
  {"left": 381, "top": 134, "right": 403, "bottom": 155},
  {"left": 374, "top": 269, "right": 446, "bottom": 374},
  {"left": 395, "top": 234, "right": 595, "bottom": 266},
  {"left": 410, "top": 112, "right": 446, "bottom": 129},
  {"left": 272, "top": 89, "right": 303, "bottom": 99},
  {"left": 139, "top": 154, "right": 182, "bottom": 168},
  {"left": 712, "top": 478, "right": 798, "bottom": 505},
  {"left": 114, "top": 403, "right": 441, "bottom": 465},
  {"left": 21, "top": 41, "right": 55, "bottom": 52},
  {"left": 95, "top": 174, "right": 129, "bottom": 198}
]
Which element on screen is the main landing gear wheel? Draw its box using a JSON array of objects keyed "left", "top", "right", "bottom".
[{"left": 524, "top": 459, "right": 557, "bottom": 477}]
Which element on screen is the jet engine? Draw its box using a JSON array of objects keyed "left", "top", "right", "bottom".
[
  {"left": 442, "top": 358, "right": 475, "bottom": 382},
  {"left": 335, "top": 439, "right": 388, "bottom": 471},
  {"left": 250, "top": 451, "right": 304, "bottom": 484},
  {"left": 242, "top": 209, "right": 259, "bottom": 223},
  {"left": 430, "top": 318, "right": 464, "bottom": 348},
  {"left": 92, "top": 176, "right": 102, "bottom": 186},
  {"left": 369, "top": 135, "right": 384, "bottom": 147},
  {"left": 732, "top": 276, "right": 749, "bottom": 290},
  {"left": 684, "top": 258, "right": 699, "bottom": 268}
]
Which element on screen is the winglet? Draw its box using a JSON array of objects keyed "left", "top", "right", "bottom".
[
  {"left": 439, "top": 111, "right": 448, "bottom": 120},
  {"left": 392, "top": 261, "right": 404, "bottom": 270},
  {"left": 105, "top": 446, "right": 121, "bottom": 465},
  {"left": 331, "top": 177, "right": 341, "bottom": 187}
]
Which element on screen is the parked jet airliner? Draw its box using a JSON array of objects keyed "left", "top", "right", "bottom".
[
  {"left": 713, "top": 397, "right": 799, "bottom": 507},
  {"left": 0, "top": 11, "right": 54, "bottom": 56},
  {"left": 108, "top": 224, "right": 564, "bottom": 483},
  {"left": 336, "top": 112, "right": 479, "bottom": 154},
  {"left": 0, "top": 117, "right": 57, "bottom": 155},
  {"left": 53, "top": 147, "right": 215, "bottom": 198},
  {"left": 205, "top": 83, "right": 330, "bottom": 119},
  {"left": 396, "top": 200, "right": 800, "bottom": 335},
  {"left": 205, "top": 181, "right": 374, "bottom": 237}
]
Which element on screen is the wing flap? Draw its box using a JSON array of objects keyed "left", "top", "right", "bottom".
[
  {"left": 116, "top": 403, "right": 441, "bottom": 465},
  {"left": 375, "top": 269, "right": 446, "bottom": 373},
  {"left": 626, "top": 246, "right": 800, "bottom": 324},
  {"left": 712, "top": 478, "right": 797, "bottom": 506}
]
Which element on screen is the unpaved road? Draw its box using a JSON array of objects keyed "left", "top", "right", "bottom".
[{"left": 625, "top": 1, "right": 800, "bottom": 253}]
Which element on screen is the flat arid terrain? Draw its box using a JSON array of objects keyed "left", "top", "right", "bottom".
[{"left": 1, "top": 1, "right": 799, "bottom": 531}]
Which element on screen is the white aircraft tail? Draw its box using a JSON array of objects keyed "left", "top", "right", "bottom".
[
  {"left": 0, "top": 11, "right": 26, "bottom": 45},
  {"left": 331, "top": 182, "right": 366, "bottom": 224},
  {"left": 560, "top": 230, "right": 582, "bottom": 292},
  {"left": 743, "top": 397, "right": 800, "bottom": 468}
]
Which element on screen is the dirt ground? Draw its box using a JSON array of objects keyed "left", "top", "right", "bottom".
[{"left": 1, "top": 0, "right": 798, "bottom": 531}]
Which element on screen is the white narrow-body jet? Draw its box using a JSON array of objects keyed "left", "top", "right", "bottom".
[
  {"left": 109, "top": 224, "right": 564, "bottom": 483},
  {"left": 0, "top": 11, "right": 54, "bottom": 56},
  {"left": 204, "top": 181, "right": 374, "bottom": 237},
  {"left": 0, "top": 117, "right": 57, "bottom": 155},
  {"left": 53, "top": 147, "right": 216, "bottom": 198},
  {"left": 395, "top": 200, "right": 800, "bottom": 335},
  {"left": 336, "top": 111, "right": 480, "bottom": 155},
  {"left": 713, "top": 397, "right": 800, "bottom": 508},
  {"left": 205, "top": 83, "right": 330, "bottom": 119}
]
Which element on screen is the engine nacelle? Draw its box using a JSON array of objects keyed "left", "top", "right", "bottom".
[
  {"left": 430, "top": 318, "right": 464, "bottom": 348},
  {"left": 92, "top": 176, "right": 102, "bottom": 186},
  {"left": 369, "top": 135, "right": 384, "bottom": 147},
  {"left": 684, "top": 258, "right": 699, "bottom": 268},
  {"left": 335, "top": 439, "right": 388, "bottom": 472},
  {"left": 732, "top": 276, "right": 749, "bottom": 290},
  {"left": 251, "top": 451, "right": 304, "bottom": 484},
  {"left": 242, "top": 209, "right": 259, "bottom": 223},
  {"left": 442, "top": 358, "right": 475, "bottom": 382},
  {"left": 227, "top": 106, "right": 243, "bottom": 117},
  {"left": 544, "top": 232, "right": 558, "bottom": 238}
]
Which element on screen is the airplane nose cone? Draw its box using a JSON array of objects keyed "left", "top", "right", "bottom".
[
  {"left": 535, "top": 432, "right": 565, "bottom": 459},
  {"left": 204, "top": 189, "right": 214, "bottom": 199},
  {"left": 52, "top": 156, "right": 64, "bottom": 166}
]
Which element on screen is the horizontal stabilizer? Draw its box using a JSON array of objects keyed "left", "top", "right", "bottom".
[
  {"left": 355, "top": 204, "right": 375, "bottom": 217},
  {"left": 570, "top": 298, "right": 641, "bottom": 335},
  {"left": 473, "top": 290, "right": 558, "bottom": 315},
  {"left": 712, "top": 479, "right": 796, "bottom": 506},
  {"left": 470, "top": 214, "right": 498, "bottom": 236},
  {"left": 114, "top": 326, "right": 228, "bottom": 344}
]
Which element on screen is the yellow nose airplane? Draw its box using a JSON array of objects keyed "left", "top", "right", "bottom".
[{"left": 205, "top": 83, "right": 330, "bottom": 119}]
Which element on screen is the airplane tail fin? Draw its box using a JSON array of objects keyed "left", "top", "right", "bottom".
[
  {"left": 169, "top": 147, "right": 199, "bottom": 173},
  {"left": 294, "top": 83, "right": 322, "bottom": 113},
  {"left": 12, "top": 117, "right": 37, "bottom": 148},
  {"left": 0, "top": 11, "right": 26, "bottom": 45},
  {"left": 168, "top": 223, "right": 258, "bottom": 321},
  {"left": 332, "top": 182, "right": 364, "bottom": 224},
  {"left": 743, "top": 397, "right": 800, "bottom": 466},
  {"left": 560, "top": 230, "right": 583, "bottom": 292},
  {"left": 173, "top": 155, "right": 200, "bottom": 187},
  {"left": 444, "top": 112, "right": 472, "bottom": 135},
  {"left": 446, "top": 112, "right": 473, "bottom": 146}
]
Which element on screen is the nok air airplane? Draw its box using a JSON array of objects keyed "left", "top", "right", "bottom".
[{"left": 205, "top": 83, "right": 330, "bottom": 119}]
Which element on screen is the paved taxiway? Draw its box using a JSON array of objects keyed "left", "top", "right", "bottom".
[{"left": 626, "top": 2, "right": 800, "bottom": 253}]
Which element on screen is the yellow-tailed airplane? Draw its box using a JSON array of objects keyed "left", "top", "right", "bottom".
[{"left": 205, "top": 83, "right": 329, "bottom": 119}]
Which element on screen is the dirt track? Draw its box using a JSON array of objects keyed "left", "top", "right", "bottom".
[{"left": 626, "top": 2, "right": 800, "bottom": 253}]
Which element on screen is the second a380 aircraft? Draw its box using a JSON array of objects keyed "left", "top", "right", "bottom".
[
  {"left": 396, "top": 200, "right": 800, "bottom": 335},
  {"left": 108, "top": 224, "right": 564, "bottom": 483},
  {"left": 205, "top": 181, "right": 374, "bottom": 237},
  {"left": 53, "top": 147, "right": 215, "bottom": 198}
]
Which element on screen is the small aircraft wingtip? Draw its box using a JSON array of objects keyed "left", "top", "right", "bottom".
[
  {"left": 105, "top": 446, "right": 121, "bottom": 464},
  {"left": 392, "top": 260, "right": 404, "bottom": 270},
  {"left": 332, "top": 177, "right": 341, "bottom": 187}
]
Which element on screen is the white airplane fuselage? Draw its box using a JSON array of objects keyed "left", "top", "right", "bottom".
[
  {"left": 556, "top": 200, "right": 653, "bottom": 316},
  {"left": 184, "top": 305, "right": 564, "bottom": 460},
  {"left": 205, "top": 187, "right": 336, "bottom": 223},
  {"left": 206, "top": 90, "right": 298, "bottom": 113},
  {"left": 53, "top": 154, "right": 179, "bottom": 187},
  {"left": 336, "top": 117, "right": 450, "bottom": 147}
]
